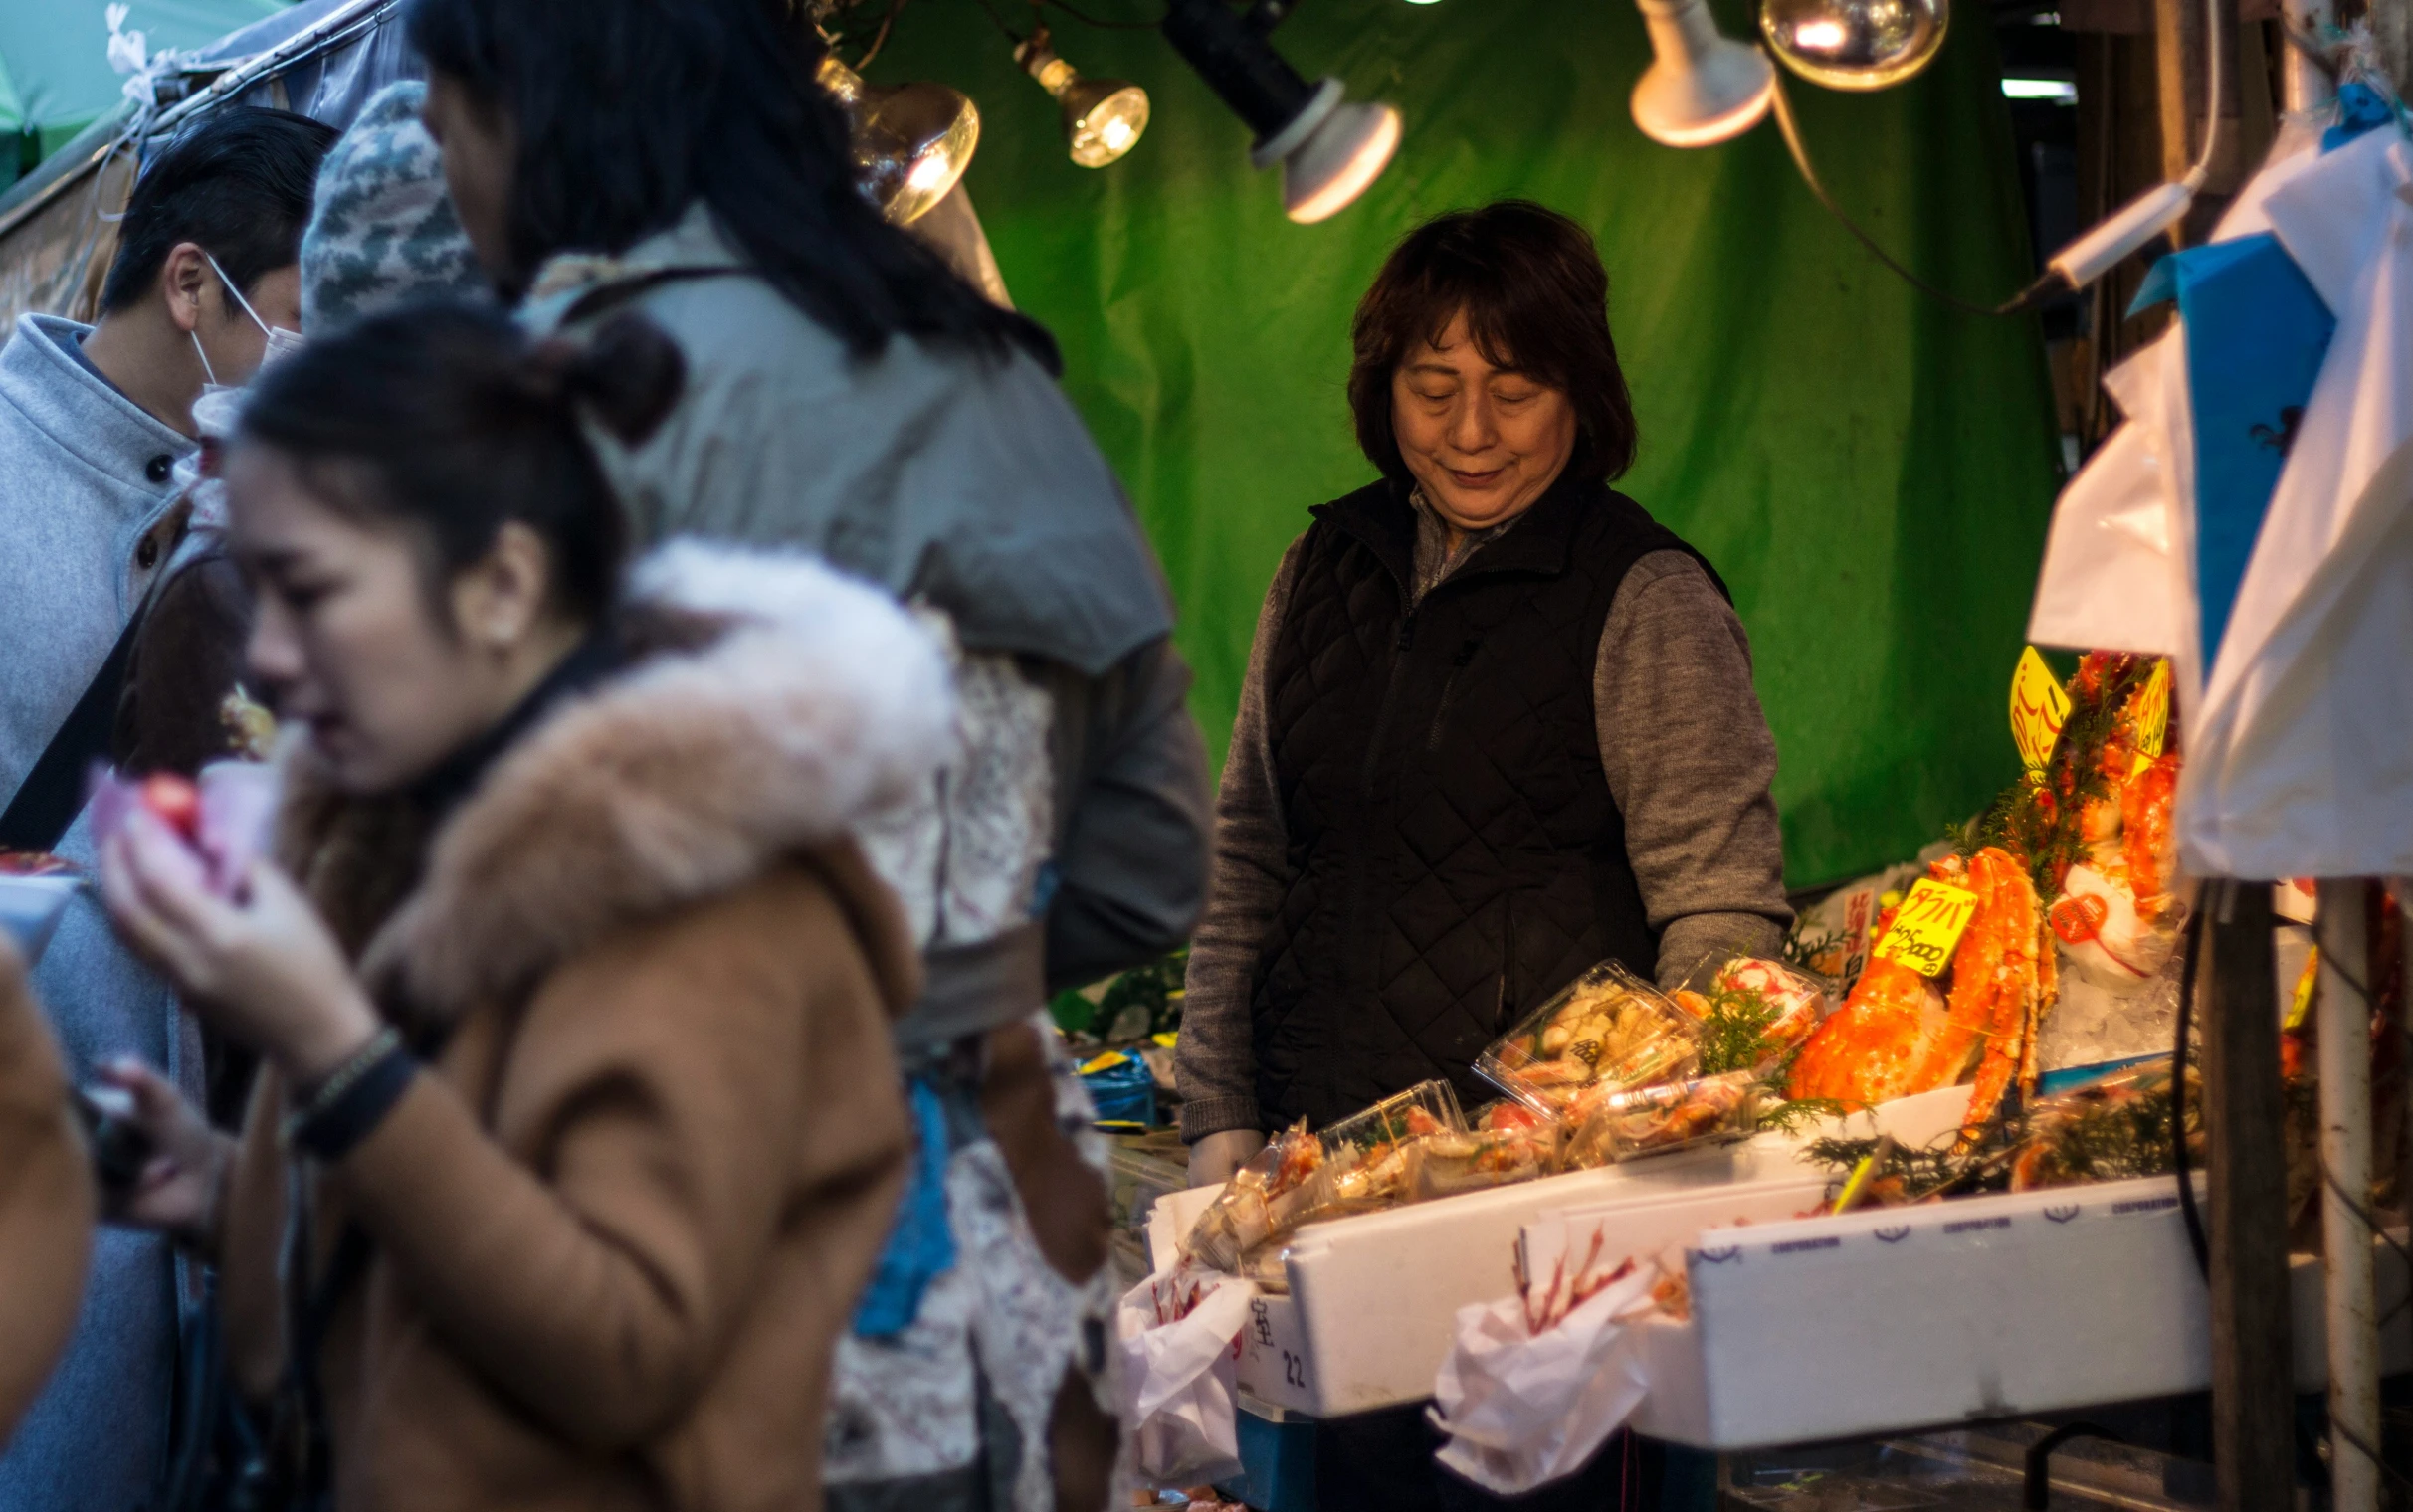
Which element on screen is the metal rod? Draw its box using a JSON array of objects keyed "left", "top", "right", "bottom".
[
  {"left": 2319, "top": 879, "right": 2380, "bottom": 1512},
  {"left": 2282, "top": 0, "right": 2337, "bottom": 112},
  {"left": 2204, "top": 880, "right": 2296, "bottom": 1512}
]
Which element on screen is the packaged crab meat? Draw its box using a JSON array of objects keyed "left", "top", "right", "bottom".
[
  {"left": 1561, "top": 1070, "right": 1759, "bottom": 1167},
  {"left": 1476, "top": 961, "right": 1700, "bottom": 1115},
  {"left": 1309, "top": 1079, "right": 1467, "bottom": 1213},
  {"left": 1672, "top": 956, "right": 1835, "bottom": 1077},
  {"left": 1180, "top": 1082, "right": 1466, "bottom": 1272},
  {"left": 1180, "top": 1119, "right": 1328, "bottom": 1273},
  {"left": 1406, "top": 1123, "right": 1558, "bottom": 1200}
]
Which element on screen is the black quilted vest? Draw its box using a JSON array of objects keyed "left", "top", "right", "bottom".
[{"left": 1248, "top": 474, "right": 1724, "bottom": 1128}]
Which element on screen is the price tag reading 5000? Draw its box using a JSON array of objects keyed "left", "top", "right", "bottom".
[{"left": 1873, "top": 879, "right": 1981, "bottom": 978}]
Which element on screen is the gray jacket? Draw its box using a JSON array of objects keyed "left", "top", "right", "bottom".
[
  {"left": 0, "top": 315, "right": 194, "bottom": 1510},
  {"left": 520, "top": 207, "right": 1209, "bottom": 1007},
  {"left": 0, "top": 316, "right": 191, "bottom": 804}
]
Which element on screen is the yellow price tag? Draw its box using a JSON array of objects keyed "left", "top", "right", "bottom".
[
  {"left": 1872, "top": 879, "right": 1982, "bottom": 978},
  {"left": 2010, "top": 647, "right": 2073, "bottom": 772},
  {"left": 2286, "top": 946, "right": 2319, "bottom": 1031},
  {"left": 1079, "top": 1050, "right": 1131, "bottom": 1075},
  {"left": 2133, "top": 660, "right": 2172, "bottom": 762}
]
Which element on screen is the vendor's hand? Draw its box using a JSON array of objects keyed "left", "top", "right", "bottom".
[
  {"left": 1187, "top": 1128, "right": 1267, "bottom": 1189},
  {"left": 100, "top": 811, "right": 381, "bottom": 1085},
  {"left": 93, "top": 1058, "right": 233, "bottom": 1252}
]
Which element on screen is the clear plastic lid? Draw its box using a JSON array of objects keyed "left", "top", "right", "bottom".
[
  {"left": 1179, "top": 1081, "right": 1468, "bottom": 1272},
  {"left": 1405, "top": 1121, "right": 1560, "bottom": 1201},
  {"left": 1475, "top": 960, "right": 1701, "bottom": 1114},
  {"left": 1561, "top": 1069, "right": 1760, "bottom": 1166},
  {"left": 1673, "top": 955, "right": 1836, "bottom": 1078}
]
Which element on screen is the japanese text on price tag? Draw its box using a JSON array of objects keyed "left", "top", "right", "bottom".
[
  {"left": 2009, "top": 647, "right": 2072, "bottom": 772},
  {"left": 1873, "top": 879, "right": 1981, "bottom": 978}
]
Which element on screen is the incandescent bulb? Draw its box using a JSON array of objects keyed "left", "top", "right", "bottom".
[
  {"left": 1759, "top": 0, "right": 1948, "bottom": 91},
  {"left": 817, "top": 55, "right": 980, "bottom": 224},
  {"left": 1016, "top": 32, "right": 1150, "bottom": 167}
]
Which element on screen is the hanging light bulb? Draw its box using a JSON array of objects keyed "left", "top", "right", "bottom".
[
  {"left": 1160, "top": 0, "right": 1402, "bottom": 224},
  {"left": 1758, "top": 0, "right": 1948, "bottom": 91},
  {"left": 1014, "top": 28, "right": 1151, "bottom": 167},
  {"left": 1630, "top": 0, "right": 1776, "bottom": 146},
  {"left": 817, "top": 54, "right": 982, "bottom": 225}
]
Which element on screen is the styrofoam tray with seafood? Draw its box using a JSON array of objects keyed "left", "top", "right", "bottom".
[{"left": 1146, "top": 1088, "right": 1983, "bottom": 1420}]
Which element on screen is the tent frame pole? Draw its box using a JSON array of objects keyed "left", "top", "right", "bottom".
[{"left": 2203, "top": 880, "right": 2296, "bottom": 1511}]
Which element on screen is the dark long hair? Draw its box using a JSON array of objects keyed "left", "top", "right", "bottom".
[
  {"left": 405, "top": 0, "right": 1059, "bottom": 372},
  {"left": 237, "top": 301, "right": 680, "bottom": 622},
  {"left": 1347, "top": 201, "right": 1638, "bottom": 485}
]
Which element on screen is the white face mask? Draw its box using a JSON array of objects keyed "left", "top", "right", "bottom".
[{"left": 198, "top": 249, "right": 304, "bottom": 379}]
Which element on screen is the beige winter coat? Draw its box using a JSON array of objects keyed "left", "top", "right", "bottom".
[{"left": 216, "top": 545, "right": 955, "bottom": 1512}]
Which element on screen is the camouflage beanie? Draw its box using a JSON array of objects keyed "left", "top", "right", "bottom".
[{"left": 300, "top": 80, "right": 489, "bottom": 332}]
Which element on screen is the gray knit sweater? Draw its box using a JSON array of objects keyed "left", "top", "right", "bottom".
[{"left": 1175, "top": 503, "right": 1791, "bottom": 1142}]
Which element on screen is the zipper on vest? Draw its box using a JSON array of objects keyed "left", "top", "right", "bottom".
[
  {"left": 1425, "top": 638, "right": 1482, "bottom": 752},
  {"left": 1358, "top": 610, "right": 1417, "bottom": 792}
]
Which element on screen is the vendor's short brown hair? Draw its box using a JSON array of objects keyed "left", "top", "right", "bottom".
[{"left": 1347, "top": 201, "right": 1638, "bottom": 484}]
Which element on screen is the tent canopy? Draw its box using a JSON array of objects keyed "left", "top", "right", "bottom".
[{"left": 0, "top": 0, "right": 289, "bottom": 169}]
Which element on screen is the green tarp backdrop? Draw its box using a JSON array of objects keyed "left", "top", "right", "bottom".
[{"left": 877, "top": 0, "right": 2062, "bottom": 889}]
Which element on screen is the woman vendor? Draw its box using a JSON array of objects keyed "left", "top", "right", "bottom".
[{"left": 1178, "top": 200, "right": 1791, "bottom": 1186}]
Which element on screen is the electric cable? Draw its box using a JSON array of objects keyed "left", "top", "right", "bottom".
[
  {"left": 2172, "top": 901, "right": 2210, "bottom": 1278},
  {"left": 1040, "top": 0, "right": 1166, "bottom": 29},
  {"left": 852, "top": 0, "right": 908, "bottom": 68},
  {"left": 1762, "top": 0, "right": 2225, "bottom": 316},
  {"left": 1765, "top": 71, "right": 2063, "bottom": 315}
]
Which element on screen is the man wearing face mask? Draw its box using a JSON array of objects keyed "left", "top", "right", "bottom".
[
  {"left": 0, "top": 105, "right": 331, "bottom": 824},
  {"left": 0, "top": 103, "right": 334, "bottom": 1512}
]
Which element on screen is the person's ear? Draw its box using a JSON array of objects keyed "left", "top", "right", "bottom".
[
  {"left": 450, "top": 521, "right": 554, "bottom": 652},
  {"left": 160, "top": 243, "right": 212, "bottom": 335}
]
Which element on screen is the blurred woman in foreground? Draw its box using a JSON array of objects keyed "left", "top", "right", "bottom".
[
  {"left": 0, "top": 943, "right": 91, "bottom": 1449},
  {"left": 99, "top": 303, "right": 948, "bottom": 1510}
]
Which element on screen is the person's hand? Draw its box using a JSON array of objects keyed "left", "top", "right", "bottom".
[
  {"left": 99, "top": 810, "right": 381, "bottom": 1085},
  {"left": 92, "top": 1058, "right": 233, "bottom": 1251},
  {"left": 1187, "top": 1128, "right": 1267, "bottom": 1189}
]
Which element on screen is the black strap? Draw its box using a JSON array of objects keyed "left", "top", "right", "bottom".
[
  {"left": 0, "top": 512, "right": 188, "bottom": 854},
  {"left": 0, "top": 606, "right": 146, "bottom": 853}
]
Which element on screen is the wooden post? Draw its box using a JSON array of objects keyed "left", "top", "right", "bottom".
[{"left": 2203, "top": 880, "right": 2296, "bottom": 1512}]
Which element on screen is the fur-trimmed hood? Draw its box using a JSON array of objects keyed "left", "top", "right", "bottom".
[{"left": 279, "top": 540, "right": 952, "bottom": 1023}]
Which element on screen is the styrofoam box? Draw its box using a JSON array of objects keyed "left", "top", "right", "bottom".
[
  {"left": 1142, "top": 1086, "right": 1984, "bottom": 1420},
  {"left": 1624, "top": 1175, "right": 2413, "bottom": 1450}
]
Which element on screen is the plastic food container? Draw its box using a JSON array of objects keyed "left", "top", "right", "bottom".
[
  {"left": 1308, "top": 1079, "right": 1467, "bottom": 1213},
  {"left": 1673, "top": 956, "right": 1835, "bottom": 1077},
  {"left": 1181, "top": 1081, "right": 1467, "bottom": 1272},
  {"left": 1405, "top": 1123, "right": 1559, "bottom": 1200},
  {"left": 1476, "top": 961, "right": 1701, "bottom": 1114},
  {"left": 1181, "top": 1120, "right": 1328, "bottom": 1272},
  {"left": 1561, "top": 1069, "right": 1760, "bottom": 1166}
]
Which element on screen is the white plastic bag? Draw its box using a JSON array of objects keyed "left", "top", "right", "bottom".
[
  {"left": 1114, "top": 1265, "right": 1256, "bottom": 1488},
  {"left": 2183, "top": 132, "right": 2413, "bottom": 877},
  {"left": 1426, "top": 1260, "right": 1662, "bottom": 1496}
]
